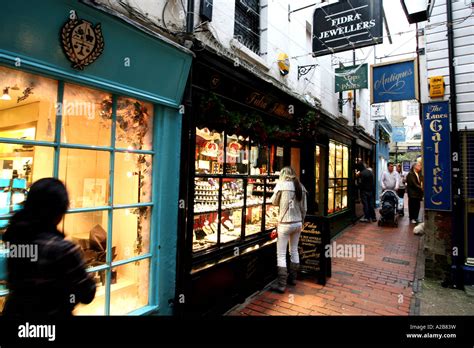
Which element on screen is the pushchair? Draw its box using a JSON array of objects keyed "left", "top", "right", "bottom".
[{"left": 378, "top": 190, "right": 399, "bottom": 227}]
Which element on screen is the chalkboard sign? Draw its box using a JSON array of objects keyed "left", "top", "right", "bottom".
[{"left": 298, "top": 215, "right": 331, "bottom": 285}]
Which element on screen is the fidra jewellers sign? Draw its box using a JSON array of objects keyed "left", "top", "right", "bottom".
[
  {"left": 312, "top": 0, "right": 382, "bottom": 57},
  {"left": 371, "top": 58, "right": 419, "bottom": 104},
  {"left": 423, "top": 101, "right": 451, "bottom": 211},
  {"left": 335, "top": 64, "right": 368, "bottom": 92}
]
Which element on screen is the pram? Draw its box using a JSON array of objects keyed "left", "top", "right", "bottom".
[{"left": 378, "top": 190, "right": 399, "bottom": 227}]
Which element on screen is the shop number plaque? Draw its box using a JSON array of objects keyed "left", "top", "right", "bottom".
[{"left": 298, "top": 215, "right": 331, "bottom": 285}]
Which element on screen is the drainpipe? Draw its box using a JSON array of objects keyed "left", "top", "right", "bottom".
[
  {"left": 446, "top": 0, "right": 463, "bottom": 288},
  {"left": 186, "top": 0, "right": 194, "bottom": 34}
]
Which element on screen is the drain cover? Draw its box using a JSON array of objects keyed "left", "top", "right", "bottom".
[{"left": 382, "top": 257, "right": 410, "bottom": 265}]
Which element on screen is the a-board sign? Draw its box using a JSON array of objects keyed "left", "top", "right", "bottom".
[{"left": 298, "top": 215, "right": 331, "bottom": 285}]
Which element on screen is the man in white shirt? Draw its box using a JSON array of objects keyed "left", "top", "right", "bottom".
[{"left": 381, "top": 162, "right": 400, "bottom": 192}]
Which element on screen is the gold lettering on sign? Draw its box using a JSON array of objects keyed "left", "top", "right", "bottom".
[{"left": 430, "top": 118, "right": 443, "bottom": 206}]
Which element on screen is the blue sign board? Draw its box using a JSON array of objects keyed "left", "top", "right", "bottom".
[
  {"left": 407, "top": 146, "right": 421, "bottom": 152},
  {"left": 402, "top": 161, "right": 411, "bottom": 173},
  {"left": 371, "top": 59, "right": 418, "bottom": 104},
  {"left": 392, "top": 127, "right": 406, "bottom": 142},
  {"left": 423, "top": 101, "right": 451, "bottom": 211}
]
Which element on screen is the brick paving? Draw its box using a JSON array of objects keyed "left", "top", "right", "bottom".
[{"left": 228, "top": 210, "right": 422, "bottom": 316}]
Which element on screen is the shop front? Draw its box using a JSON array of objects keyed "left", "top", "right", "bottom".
[
  {"left": 176, "top": 50, "right": 360, "bottom": 316},
  {"left": 0, "top": 0, "right": 192, "bottom": 315}
]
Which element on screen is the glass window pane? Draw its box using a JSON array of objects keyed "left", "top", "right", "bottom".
[
  {"left": 343, "top": 146, "right": 349, "bottom": 178},
  {"left": 336, "top": 145, "right": 343, "bottom": 178},
  {"left": 62, "top": 211, "right": 109, "bottom": 269},
  {"left": 114, "top": 153, "right": 152, "bottom": 205},
  {"left": 195, "top": 128, "right": 224, "bottom": 175},
  {"left": 329, "top": 142, "right": 336, "bottom": 179},
  {"left": 250, "top": 142, "right": 268, "bottom": 175},
  {"left": 245, "top": 204, "right": 262, "bottom": 237},
  {"left": 0, "top": 66, "right": 57, "bottom": 142},
  {"left": 342, "top": 188, "right": 348, "bottom": 210},
  {"left": 270, "top": 145, "right": 285, "bottom": 174},
  {"left": 226, "top": 134, "right": 249, "bottom": 174},
  {"left": 115, "top": 97, "right": 153, "bottom": 151},
  {"left": 74, "top": 270, "right": 106, "bottom": 315},
  {"left": 220, "top": 178, "right": 244, "bottom": 243},
  {"left": 0, "top": 145, "right": 54, "bottom": 231},
  {"left": 335, "top": 187, "right": 343, "bottom": 212},
  {"left": 328, "top": 188, "right": 335, "bottom": 214},
  {"left": 62, "top": 83, "right": 111, "bottom": 147},
  {"left": 112, "top": 207, "right": 151, "bottom": 261},
  {"left": 193, "top": 212, "right": 218, "bottom": 252},
  {"left": 109, "top": 258, "right": 150, "bottom": 315},
  {"left": 59, "top": 149, "right": 110, "bottom": 209}
]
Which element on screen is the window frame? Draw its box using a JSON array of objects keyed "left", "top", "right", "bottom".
[
  {"left": 0, "top": 73, "right": 158, "bottom": 315},
  {"left": 234, "top": 0, "right": 261, "bottom": 55}
]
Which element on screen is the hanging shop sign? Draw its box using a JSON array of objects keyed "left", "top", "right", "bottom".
[
  {"left": 371, "top": 58, "right": 418, "bottom": 104},
  {"left": 407, "top": 146, "right": 421, "bottom": 152},
  {"left": 428, "top": 76, "right": 445, "bottom": 98},
  {"left": 298, "top": 215, "right": 331, "bottom": 285},
  {"left": 312, "top": 0, "right": 383, "bottom": 57},
  {"left": 392, "top": 127, "right": 406, "bottom": 143},
  {"left": 335, "top": 64, "right": 368, "bottom": 92},
  {"left": 423, "top": 101, "right": 451, "bottom": 211}
]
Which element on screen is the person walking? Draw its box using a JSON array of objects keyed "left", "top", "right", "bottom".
[
  {"left": 270, "top": 166, "right": 307, "bottom": 293},
  {"left": 406, "top": 162, "right": 424, "bottom": 224},
  {"left": 381, "top": 162, "right": 400, "bottom": 192},
  {"left": 3, "top": 178, "right": 96, "bottom": 318},
  {"left": 396, "top": 164, "right": 407, "bottom": 199},
  {"left": 356, "top": 162, "right": 376, "bottom": 223}
]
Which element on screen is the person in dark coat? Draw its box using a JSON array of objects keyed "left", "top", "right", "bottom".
[
  {"left": 406, "top": 162, "right": 424, "bottom": 224},
  {"left": 356, "top": 161, "right": 376, "bottom": 223},
  {"left": 2, "top": 178, "right": 96, "bottom": 318}
]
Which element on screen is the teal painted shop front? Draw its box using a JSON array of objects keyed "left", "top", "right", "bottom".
[{"left": 0, "top": 0, "right": 192, "bottom": 315}]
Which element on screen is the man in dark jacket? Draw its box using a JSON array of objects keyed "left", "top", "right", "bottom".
[
  {"left": 356, "top": 162, "right": 376, "bottom": 222},
  {"left": 406, "top": 162, "right": 424, "bottom": 224}
]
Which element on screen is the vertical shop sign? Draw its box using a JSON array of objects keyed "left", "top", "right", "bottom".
[{"left": 423, "top": 101, "right": 451, "bottom": 211}]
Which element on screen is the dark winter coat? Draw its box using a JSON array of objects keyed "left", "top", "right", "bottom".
[
  {"left": 406, "top": 170, "right": 424, "bottom": 200},
  {"left": 2, "top": 221, "right": 96, "bottom": 318}
]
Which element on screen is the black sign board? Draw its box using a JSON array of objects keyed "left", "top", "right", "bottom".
[
  {"left": 298, "top": 215, "right": 331, "bottom": 285},
  {"left": 312, "top": 0, "right": 383, "bottom": 57}
]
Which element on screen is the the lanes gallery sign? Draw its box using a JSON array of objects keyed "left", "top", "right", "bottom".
[{"left": 312, "top": 0, "right": 383, "bottom": 57}]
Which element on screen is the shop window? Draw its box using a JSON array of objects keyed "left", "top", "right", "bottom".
[
  {"left": 315, "top": 145, "right": 325, "bottom": 214},
  {"left": 192, "top": 127, "right": 281, "bottom": 253},
  {"left": 328, "top": 140, "right": 349, "bottom": 214},
  {"left": 62, "top": 83, "right": 111, "bottom": 147},
  {"left": 195, "top": 128, "right": 224, "bottom": 175},
  {"left": 0, "top": 66, "right": 155, "bottom": 315},
  {"left": 0, "top": 66, "right": 57, "bottom": 142}
]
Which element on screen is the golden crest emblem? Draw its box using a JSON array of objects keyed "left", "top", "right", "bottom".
[{"left": 60, "top": 15, "right": 104, "bottom": 70}]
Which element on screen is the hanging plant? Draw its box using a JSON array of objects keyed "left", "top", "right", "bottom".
[{"left": 296, "top": 110, "right": 319, "bottom": 138}]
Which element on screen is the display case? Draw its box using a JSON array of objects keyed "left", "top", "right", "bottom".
[{"left": 192, "top": 127, "right": 283, "bottom": 254}]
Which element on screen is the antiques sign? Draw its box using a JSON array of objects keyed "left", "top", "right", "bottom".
[
  {"left": 312, "top": 0, "right": 383, "bottom": 57},
  {"left": 60, "top": 12, "right": 104, "bottom": 70},
  {"left": 335, "top": 64, "right": 368, "bottom": 92},
  {"left": 298, "top": 215, "right": 330, "bottom": 285},
  {"left": 371, "top": 58, "right": 418, "bottom": 104},
  {"left": 423, "top": 101, "right": 451, "bottom": 211}
]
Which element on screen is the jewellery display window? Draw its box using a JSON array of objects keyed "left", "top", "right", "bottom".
[
  {"left": 328, "top": 141, "right": 349, "bottom": 214},
  {"left": 0, "top": 65, "right": 156, "bottom": 315},
  {"left": 192, "top": 127, "right": 285, "bottom": 253}
]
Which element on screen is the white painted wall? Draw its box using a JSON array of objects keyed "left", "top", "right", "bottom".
[
  {"left": 91, "top": 0, "right": 420, "bottom": 139},
  {"left": 420, "top": 0, "right": 474, "bottom": 129}
]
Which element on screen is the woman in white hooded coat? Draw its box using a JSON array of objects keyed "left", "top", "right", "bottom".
[{"left": 270, "top": 166, "right": 307, "bottom": 293}]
